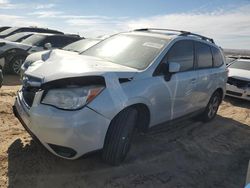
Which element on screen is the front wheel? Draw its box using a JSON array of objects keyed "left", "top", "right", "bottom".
[
  {"left": 102, "top": 107, "right": 138, "bottom": 165},
  {"left": 201, "top": 91, "right": 222, "bottom": 122},
  {"left": 9, "top": 55, "right": 26, "bottom": 75}
]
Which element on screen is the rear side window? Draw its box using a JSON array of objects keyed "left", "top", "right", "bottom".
[
  {"left": 211, "top": 47, "right": 223, "bottom": 67},
  {"left": 44, "top": 36, "right": 78, "bottom": 48},
  {"left": 167, "top": 40, "right": 194, "bottom": 72},
  {"left": 44, "top": 36, "right": 61, "bottom": 48},
  {"left": 195, "top": 42, "right": 213, "bottom": 69}
]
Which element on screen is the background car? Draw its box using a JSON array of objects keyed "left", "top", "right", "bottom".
[
  {"left": 0, "top": 33, "right": 81, "bottom": 74},
  {"left": 0, "top": 26, "right": 10, "bottom": 32},
  {"left": 21, "top": 38, "right": 101, "bottom": 76},
  {"left": 226, "top": 57, "right": 250, "bottom": 100},
  {"left": 0, "top": 27, "right": 63, "bottom": 38},
  {"left": 4, "top": 32, "right": 37, "bottom": 43}
]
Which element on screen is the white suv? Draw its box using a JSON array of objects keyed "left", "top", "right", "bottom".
[{"left": 14, "top": 29, "right": 227, "bottom": 165}]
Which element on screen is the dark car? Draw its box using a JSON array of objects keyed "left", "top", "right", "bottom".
[
  {"left": 0, "top": 33, "right": 81, "bottom": 74},
  {"left": 21, "top": 38, "right": 101, "bottom": 76},
  {"left": 0, "top": 27, "right": 63, "bottom": 38},
  {"left": 4, "top": 32, "right": 37, "bottom": 42}
]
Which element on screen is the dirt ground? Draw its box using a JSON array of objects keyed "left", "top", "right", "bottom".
[{"left": 0, "top": 75, "right": 250, "bottom": 188}]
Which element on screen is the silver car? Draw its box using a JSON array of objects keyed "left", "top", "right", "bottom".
[{"left": 13, "top": 29, "right": 227, "bottom": 165}]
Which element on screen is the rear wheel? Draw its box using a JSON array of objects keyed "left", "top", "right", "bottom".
[
  {"left": 201, "top": 91, "right": 222, "bottom": 122},
  {"left": 102, "top": 107, "right": 138, "bottom": 165},
  {"left": 9, "top": 55, "right": 26, "bottom": 75}
]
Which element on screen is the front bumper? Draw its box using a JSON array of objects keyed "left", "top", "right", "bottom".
[
  {"left": 226, "top": 83, "right": 250, "bottom": 101},
  {"left": 13, "top": 90, "right": 111, "bottom": 159}
]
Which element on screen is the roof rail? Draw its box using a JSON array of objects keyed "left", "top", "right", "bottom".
[
  {"left": 134, "top": 28, "right": 214, "bottom": 44},
  {"left": 227, "top": 55, "right": 250, "bottom": 60}
]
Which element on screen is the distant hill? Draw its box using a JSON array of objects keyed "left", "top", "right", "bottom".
[{"left": 223, "top": 49, "right": 250, "bottom": 57}]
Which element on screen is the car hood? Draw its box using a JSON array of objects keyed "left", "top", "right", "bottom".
[
  {"left": 25, "top": 49, "right": 78, "bottom": 63},
  {"left": 25, "top": 50, "right": 138, "bottom": 83},
  {"left": 228, "top": 68, "right": 250, "bottom": 82}
]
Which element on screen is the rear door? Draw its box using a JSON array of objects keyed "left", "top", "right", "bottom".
[{"left": 195, "top": 41, "right": 215, "bottom": 108}]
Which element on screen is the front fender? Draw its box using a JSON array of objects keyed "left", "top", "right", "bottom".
[{"left": 88, "top": 73, "right": 153, "bottom": 121}]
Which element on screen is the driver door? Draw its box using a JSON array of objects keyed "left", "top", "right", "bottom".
[{"left": 160, "top": 40, "right": 198, "bottom": 120}]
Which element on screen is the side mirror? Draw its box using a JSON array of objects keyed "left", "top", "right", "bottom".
[
  {"left": 44, "top": 43, "right": 52, "bottom": 50},
  {"left": 169, "top": 62, "right": 180, "bottom": 73}
]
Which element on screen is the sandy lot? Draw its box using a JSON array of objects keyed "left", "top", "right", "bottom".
[{"left": 0, "top": 75, "right": 250, "bottom": 188}]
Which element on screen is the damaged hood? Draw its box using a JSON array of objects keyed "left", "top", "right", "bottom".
[
  {"left": 25, "top": 49, "right": 78, "bottom": 63},
  {"left": 228, "top": 68, "right": 250, "bottom": 82},
  {"left": 25, "top": 50, "right": 138, "bottom": 83}
]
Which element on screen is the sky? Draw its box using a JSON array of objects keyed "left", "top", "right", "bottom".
[{"left": 0, "top": 0, "right": 250, "bottom": 49}]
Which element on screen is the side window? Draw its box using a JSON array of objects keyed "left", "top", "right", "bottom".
[
  {"left": 24, "top": 28, "right": 34, "bottom": 32},
  {"left": 166, "top": 40, "right": 194, "bottom": 72},
  {"left": 44, "top": 36, "right": 61, "bottom": 48},
  {"left": 58, "top": 37, "right": 72, "bottom": 47},
  {"left": 211, "top": 47, "right": 223, "bottom": 67},
  {"left": 38, "top": 37, "right": 49, "bottom": 46},
  {"left": 55, "top": 37, "right": 78, "bottom": 48},
  {"left": 195, "top": 42, "right": 213, "bottom": 69}
]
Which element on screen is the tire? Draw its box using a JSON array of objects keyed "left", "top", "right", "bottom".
[
  {"left": 102, "top": 107, "right": 138, "bottom": 165},
  {"left": 201, "top": 91, "right": 222, "bottom": 122},
  {"left": 9, "top": 55, "right": 26, "bottom": 75}
]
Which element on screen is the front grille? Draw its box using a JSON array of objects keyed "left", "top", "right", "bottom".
[
  {"left": 22, "top": 87, "right": 40, "bottom": 107},
  {"left": 227, "top": 77, "right": 250, "bottom": 88},
  {"left": 226, "top": 90, "right": 242, "bottom": 96}
]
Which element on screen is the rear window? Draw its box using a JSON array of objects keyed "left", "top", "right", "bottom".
[
  {"left": 21, "top": 34, "right": 47, "bottom": 46},
  {"left": 229, "top": 60, "right": 250, "bottom": 70},
  {"left": 0, "top": 27, "right": 18, "bottom": 35},
  {"left": 196, "top": 42, "right": 213, "bottom": 69},
  {"left": 211, "top": 47, "right": 224, "bottom": 67},
  {"left": 5, "top": 33, "right": 30, "bottom": 42}
]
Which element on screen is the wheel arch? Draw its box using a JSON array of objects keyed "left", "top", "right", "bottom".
[
  {"left": 1, "top": 48, "right": 28, "bottom": 67},
  {"left": 108, "top": 101, "right": 151, "bottom": 133},
  {"left": 214, "top": 87, "right": 224, "bottom": 103}
]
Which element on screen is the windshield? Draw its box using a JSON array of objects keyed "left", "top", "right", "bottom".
[
  {"left": 5, "top": 33, "right": 30, "bottom": 42},
  {"left": 21, "top": 34, "right": 46, "bottom": 46},
  {"left": 229, "top": 60, "right": 250, "bottom": 70},
  {"left": 63, "top": 39, "right": 100, "bottom": 53},
  {"left": 0, "top": 27, "right": 18, "bottom": 35},
  {"left": 82, "top": 33, "right": 169, "bottom": 70}
]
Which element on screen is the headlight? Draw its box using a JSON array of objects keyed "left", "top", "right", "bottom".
[{"left": 41, "top": 85, "right": 104, "bottom": 110}]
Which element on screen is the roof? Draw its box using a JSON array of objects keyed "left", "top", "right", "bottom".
[{"left": 131, "top": 28, "right": 215, "bottom": 44}]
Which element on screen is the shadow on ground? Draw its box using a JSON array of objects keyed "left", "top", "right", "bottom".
[
  {"left": 224, "top": 96, "right": 250, "bottom": 109},
  {"left": 2, "top": 75, "right": 20, "bottom": 86},
  {"left": 7, "top": 115, "right": 250, "bottom": 188}
]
